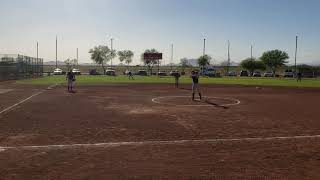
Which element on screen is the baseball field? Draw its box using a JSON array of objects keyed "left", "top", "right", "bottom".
[{"left": 1, "top": 75, "right": 320, "bottom": 179}]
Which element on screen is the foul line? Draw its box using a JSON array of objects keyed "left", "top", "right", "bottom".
[
  {"left": 0, "top": 84, "right": 58, "bottom": 115},
  {"left": 1, "top": 134, "right": 320, "bottom": 151},
  {"left": 0, "top": 91, "right": 43, "bottom": 115}
]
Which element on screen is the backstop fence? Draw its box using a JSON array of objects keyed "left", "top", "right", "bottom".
[{"left": 0, "top": 54, "right": 43, "bottom": 81}]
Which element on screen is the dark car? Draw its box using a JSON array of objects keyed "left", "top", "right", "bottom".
[
  {"left": 204, "top": 70, "right": 221, "bottom": 77},
  {"left": 136, "top": 70, "right": 148, "bottom": 76},
  {"left": 89, "top": 69, "right": 101, "bottom": 75},
  {"left": 169, "top": 70, "right": 180, "bottom": 76},
  {"left": 240, "top": 70, "right": 249, "bottom": 77}
]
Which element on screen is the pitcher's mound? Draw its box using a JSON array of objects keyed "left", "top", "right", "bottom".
[{"left": 152, "top": 96, "right": 240, "bottom": 107}]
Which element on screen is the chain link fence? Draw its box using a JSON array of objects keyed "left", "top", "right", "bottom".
[{"left": 0, "top": 54, "right": 43, "bottom": 81}]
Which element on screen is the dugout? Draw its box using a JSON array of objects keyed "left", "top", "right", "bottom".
[{"left": 0, "top": 54, "right": 43, "bottom": 81}]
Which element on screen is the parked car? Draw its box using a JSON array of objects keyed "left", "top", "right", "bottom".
[
  {"left": 106, "top": 69, "right": 116, "bottom": 76},
  {"left": 136, "top": 70, "right": 148, "bottom": 76},
  {"left": 226, "top": 71, "right": 237, "bottom": 76},
  {"left": 89, "top": 69, "right": 101, "bottom": 75},
  {"left": 264, "top": 71, "right": 274, "bottom": 77},
  {"left": 284, "top": 70, "right": 294, "bottom": 78},
  {"left": 204, "top": 68, "right": 221, "bottom": 77},
  {"left": 72, "top": 68, "right": 81, "bottom": 75},
  {"left": 253, "top": 71, "right": 261, "bottom": 77},
  {"left": 158, "top": 71, "right": 167, "bottom": 76},
  {"left": 169, "top": 70, "right": 180, "bottom": 76},
  {"left": 53, "top": 68, "right": 63, "bottom": 75},
  {"left": 240, "top": 70, "right": 249, "bottom": 77}
]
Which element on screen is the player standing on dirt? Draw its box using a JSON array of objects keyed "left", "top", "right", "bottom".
[
  {"left": 128, "top": 71, "right": 134, "bottom": 80},
  {"left": 174, "top": 72, "right": 181, "bottom": 88},
  {"left": 297, "top": 72, "right": 302, "bottom": 82},
  {"left": 191, "top": 70, "right": 202, "bottom": 101},
  {"left": 66, "top": 70, "right": 75, "bottom": 92}
]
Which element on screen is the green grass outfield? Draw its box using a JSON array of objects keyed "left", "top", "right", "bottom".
[{"left": 16, "top": 75, "right": 320, "bottom": 88}]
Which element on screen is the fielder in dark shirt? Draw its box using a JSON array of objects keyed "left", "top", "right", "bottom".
[
  {"left": 128, "top": 71, "right": 134, "bottom": 80},
  {"left": 174, "top": 72, "right": 181, "bottom": 88},
  {"left": 297, "top": 72, "right": 302, "bottom": 82},
  {"left": 191, "top": 71, "right": 202, "bottom": 101},
  {"left": 66, "top": 70, "right": 75, "bottom": 92}
]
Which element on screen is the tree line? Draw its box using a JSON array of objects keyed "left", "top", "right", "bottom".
[
  {"left": 88, "top": 45, "right": 292, "bottom": 76},
  {"left": 182, "top": 49, "right": 290, "bottom": 76}
]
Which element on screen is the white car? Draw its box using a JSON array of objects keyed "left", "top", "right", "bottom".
[
  {"left": 264, "top": 72, "right": 274, "bottom": 77},
  {"left": 106, "top": 69, "right": 116, "bottom": 76},
  {"left": 284, "top": 70, "right": 294, "bottom": 78},
  {"left": 72, "top": 68, "right": 81, "bottom": 75},
  {"left": 53, "top": 68, "right": 63, "bottom": 75}
]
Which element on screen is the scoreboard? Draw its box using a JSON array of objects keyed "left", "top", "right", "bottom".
[{"left": 143, "top": 53, "right": 163, "bottom": 60}]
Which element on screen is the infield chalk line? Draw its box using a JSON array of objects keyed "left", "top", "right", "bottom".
[
  {"left": 152, "top": 96, "right": 241, "bottom": 107},
  {"left": 0, "top": 91, "right": 43, "bottom": 115},
  {"left": 0, "top": 84, "right": 58, "bottom": 115},
  {"left": 1, "top": 134, "right": 320, "bottom": 151}
]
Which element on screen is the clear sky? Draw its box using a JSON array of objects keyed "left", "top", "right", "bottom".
[{"left": 0, "top": 0, "right": 319, "bottom": 65}]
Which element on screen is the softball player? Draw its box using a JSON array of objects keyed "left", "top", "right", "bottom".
[{"left": 191, "top": 70, "right": 202, "bottom": 101}]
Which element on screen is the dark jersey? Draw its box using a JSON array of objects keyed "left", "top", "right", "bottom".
[
  {"left": 192, "top": 75, "right": 199, "bottom": 84},
  {"left": 174, "top": 73, "right": 180, "bottom": 79},
  {"left": 67, "top": 72, "right": 75, "bottom": 80},
  {"left": 297, "top": 72, "right": 302, "bottom": 77}
]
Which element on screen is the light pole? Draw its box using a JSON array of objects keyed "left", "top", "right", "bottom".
[
  {"left": 295, "top": 36, "right": 298, "bottom": 76},
  {"left": 227, "top": 40, "right": 230, "bottom": 74},
  {"left": 110, "top": 38, "right": 113, "bottom": 67},
  {"left": 76, "top": 48, "right": 79, "bottom": 68},
  {"left": 251, "top": 45, "right": 253, "bottom": 61},
  {"left": 37, "top": 41, "right": 39, "bottom": 76},
  {"left": 55, "top": 36, "right": 58, "bottom": 68},
  {"left": 171, "top": 43, "right": 173, "bottom": 70},
  {"left": 203, "top": 38, "right": 206, "bottom": 56}
]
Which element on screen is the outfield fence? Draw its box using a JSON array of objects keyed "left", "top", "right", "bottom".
[{"left": 0, "top": 54, "right": 43, "bottom": 81}]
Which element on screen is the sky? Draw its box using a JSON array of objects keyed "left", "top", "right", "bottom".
[{"left": 0, "top": 0, "right": 320, "bottom": 65}]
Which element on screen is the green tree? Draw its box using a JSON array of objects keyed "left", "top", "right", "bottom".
[
  {"left": 240, "top": 58, "right": 266, "bottom": 75},
  {"left": 64, "top": 58, "right": 77, "bottom": 71},
  {"left": 118, "top": 50, "right": 134, "bottom": 66},
  {"left": 198, "top": 55, "right": 211, "bottom": 75},
  {"left": 141, "top": 49, "right": 160, "bottom": 75},
  {"left": 260, "top": 49, "right": 289, "bottom": 75},
  {"left": 89, "top": 46, "right": 113, "bottom": 74},
  {"left": 180, "top": 58, "right": 189, "bottom": 73}
]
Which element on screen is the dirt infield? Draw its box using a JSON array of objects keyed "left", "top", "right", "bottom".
[{"left": 0, "top": 82, "right": 320, "bottom": 179}]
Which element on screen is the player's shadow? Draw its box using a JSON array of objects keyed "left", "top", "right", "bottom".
[
  {"left": 201, "top": 99, "right": 229, "bottom": 109},
  {"left": 178, "top": 87, "right": 191, "bottom": 91}
]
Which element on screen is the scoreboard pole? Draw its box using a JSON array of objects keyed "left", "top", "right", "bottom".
[{"left": 158, "top": 59, "right": 160, "bottom": 76}]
